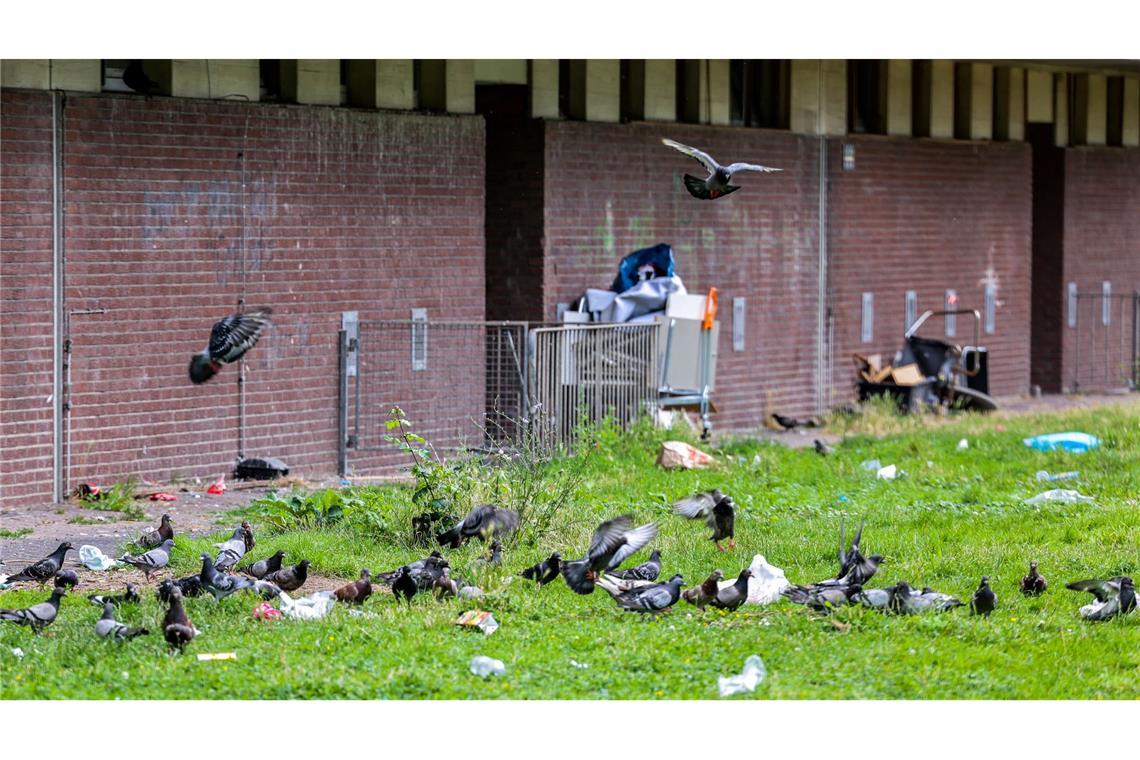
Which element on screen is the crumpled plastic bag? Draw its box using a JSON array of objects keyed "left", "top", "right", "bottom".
[
  {"left": 1023, "top": 432, "right": 1100, "bottom": 453},
  {"left": 875, "top": 464, "right": 898, "bottom": 480},
  {"left": 657, "top": 440, "right": 714, "bottom": 470},
  {"left": 277, "top": 590, "right": 336, "bottom": 620},
  {"left": 716, "top": 554, "right": 790, "bottom": 605},
  {"left": 79, "top": 545, "right": 121, "bottom": 570},
  {"left": 860, "top": 459, "right": 882, "bottom": 471},
  {"left": 718, "top": 655, "right": 767, "bottom": 697},
  {"left": 1024, "top": 489, "right": 1094, "bottom": 505}
]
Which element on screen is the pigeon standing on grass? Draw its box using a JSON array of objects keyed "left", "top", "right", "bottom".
[
  {"left": 392, "top": 567, "right": 417, "bottom": 606},
  {"left": 198, "top": 553, "right": 254, "bottom": 600},
  {"left": 682, "top": 569, "right": 724, "bottom": 610},
  {"left": 213, "top": 526, "right": 248, "bottom": 572},
  {"left": 711, "top": 569, "right": 754, "bottom": 612},
  {"left": 783, "top": 583, "right": 862, "bottom": 613},
  {"left": 6, "top": 542, "right": 74, "bottom": 586},
  {"left": 137, "top": 514, "right": 174, "bottom": 550},
  {"left": 1020, "top": 560, "right": 1047, "bottom": 596},
  {"left": 520, "top": 552, "right": 562, "bottom": 586},
  {"left": 240, "top": 549, "right": 285, "bottom": 579},
  {"left": 432, "top": 567, "right": 459, "bottom": 599},
  {"left": 240, "top": 521, "right": 256, "bottom": 553},
  {"left": 1, "top": 586, "right": 66, "bottom": 634},
  {"left": 611, "top": 574, "right": 685, "bottom": 614},
  {"left": 263, "top": 560, "right": 310, "bottom": 592},
  {"left": 157, "top": 575, "right": 203, "bottom": 603},
  {"left": 661, "top": 138, "right": 782, "bottom": 200},
  {"left": 377, "top": 551, "right": 444, "bottom": 586},
  {"left": 1066, "top": 576, "right": 1135, "bottom": 621},
  {"left": 813, "top": 440, "right": 833, "bottom": 456},
  {"left": 561, "top": 516, "right": 659, "bottom": 595},
  {"left": 673, "top": 490, "right": 735, "bottom": 551},
  {"left": 437, "top": 505, "right": 520, "bottom": 549},
  {"left": 88, "top": 583, "right": 140, "bottom": 607},
  {"left": 95, "top": 603, "right": 149, "bottom": 641},
  {"left": 189, "top": 307, "right": 273, "bottom": 384},
  {"left": 162, "top": 586, "right": 195, "bottom": 651},
  {"left": 119, "top": 539, "right": 173, "bottom": 582},
  {"left": 609, "top": 549, "right": 662, "bottom": 582},
  {"left": 970, "top": 577, "right": 997, "bottom": 617}
]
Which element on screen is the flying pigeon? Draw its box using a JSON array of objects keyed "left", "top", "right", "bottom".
[
  {"left": 711, "top": 568, "right": 754, "bottom": 612},
  {"left": 263, "top": 560, "right": 310, "bottom": 592},
  {"left": 212, "top": 526, "right": 248, "bottom": 572},
  {"left": 1066, "top": 576, "right": 1136, "bottom": 622},
  {"left": 783, "top": 583, "right": 862, "bottom": 613},
  {"left": 54, "top": 568, "right": 79, "bottom": 589},
  {"left": 1020, "top": 560, "right": 1047, "bottom": 596},
  {"left": 437, "top": 505, "right": 520, "bottom": 549},
  {"left": 561, "top": 515, "right": 659, "bottom": 595},
  {"left": 813, "top": 439, "right": 833, "bottom": 456},
  {"left": 157, "top": 575, "right": 204, "bottom": 603},
  {"left": 240, "top": 549, "right": 285, "bottom": 579},
  {"left": 611, "top": 574, "right": 685, "bottom": 614},
  {"left": 520, "top": 551, "right": 561, "bottom": 586},
  {"left": 970, "top": 576, "right": 997, "bottom": 617},
  {"left": 803, "top": 519, "right": 883, "bottom": 593},
  {"left": 1, "top": 585, "right": 66, "bottom": 634},
  {"left": 137, "top": 514, "right": 174, "bottom": 550},
  {"left": 673, "top": 490, "right": 735, "bottom": 551},
  {"left": 189, "top": 307, "right": 273, "bottom": 384},
  {"left": 119, "top": 539, "right": 173, "bottom": 581},
  {"left": 609, "top": 549, "right": 662, "bottom": 582},
  {"left": 162, "top": 585, "right": 195, "bottom": 650},
  {"left": 95, "top": 603, "right": 149, "bottom": 641},
  {"left": 661, "top": 138, "right": 781, "bottom": 200},
  {"left": 88, "top": 583, "right": 140, "bottom": 607},
  {"left": 682, "top": 569, "right": 724, "bottom": 610},
  {"left": 392, "top": 567, "right": 417, "bottom": 605},
  {"left": 334, "top": 569, "right": 373, "bottom": 605},
  {"left": 198, "top": 553, "right": 255, "bottom": 600},
  {"left": 6, "top": 542, "right": 73, "bottom": 586}
]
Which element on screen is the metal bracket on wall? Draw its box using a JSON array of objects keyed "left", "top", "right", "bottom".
[{"left": 341, "top": 311, "right": 359, "bottom": 377}]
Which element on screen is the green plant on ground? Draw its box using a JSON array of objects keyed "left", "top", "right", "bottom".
[
  {"left": 66, "top": 516, "right": 105, "bottom": 525},
  {"left": 0, "top": 528, "right": 33, "bottom": 539},
  {"left": 74, "top": 478, "right": 145, "bottom": 521}
]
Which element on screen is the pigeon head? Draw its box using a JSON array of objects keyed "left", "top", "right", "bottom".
[
  {"left": 1121, "top": 576, "right": 1135, "bottom": 589},
  {"left": 980, "top": 576, "right": 990, "bottom": 586},
  {"left": 161, "top": 514, "right": 172, "bottom": 524},
  {"left": 710, "top": 489, "right": 725, "bottom": 502},
  {"left": 1029, "top": 560, "right": 1038, "bottom": 571},
  {"left": 430, "top": 551, "right": 442, "bottom": 559},
  {"left": 160, "top": 539, "right": 175, "bottom": 550},
  {"left": 298, "top": 560, "right": 311, "bottom": 570},
  {"left": 548, "top": 551, "right": 561, "bottom": 562},
  {"left": 737, "top": 568, "right": 754, "bottom": 581},
  {"left": 189, "top": 353, "right": 219, "bottom": 384},
  {"left": 712, "top": 569, "right": 725, "bottom": 581},
  {"left": 200, "top": 552, "right": 211, "bottom": 562},
  {"left": 168, "top": 585, "right": 183, "bottom": 601},
  {"left": 869, "top": 554, "right": 884, "bottom": 565},
  {"left": 668, "top": 574, "right": 685, "bottom": 585},
  {"left": 359, "top": 568, "right": 371, "bottom": 581},
  {"left": 274, "top": 550, "right": 286, "bottom": 559},
  {"left": 101, "top": 602, "right": 115, "bottom": 618}
]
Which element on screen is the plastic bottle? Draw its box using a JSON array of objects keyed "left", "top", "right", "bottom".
[
  {"left": 470, "top": 655, "right": 506, "bottom": 677},
  {"left": 1035, "top": 470, "right": 1079, "bottom": 482}
]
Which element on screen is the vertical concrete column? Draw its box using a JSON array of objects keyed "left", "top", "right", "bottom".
[
  {"left": 445, "top": 59, "right": 475, "bottom": 113},
  {"left": 168, "top": 60, "right": 259, "bottom": 100},
  {"left": 347, "top": 60, "right": 414, "bottom": 109},
  {"left": 1026, "top": 69, "right": 1053, "bottom": 123},
  {"left": 585, "top": 59, "right": 620, "bottom": 122},
  {"left": 994, "top": 66, "right": 1025, "bottom": 140},
  {"left": 1123, "top": 78, "right": 1139, "bottom": 147},
  {"left": 702, "top": 59, "right": 730, "bottom": 125},
  {"left": 928, "top": 60, "right": 955, "bottom": 138},
  {"left": 48, "top": 60, "right": 101, "bottom": 92},
  {"left": 281, "top": 60, "right": 341, "bottom": 105},
  {"left": 1, "top": 59, "right": 50, "bottom": 88},
  {"left": 886, "top": 59, "right": 912, "bottom": 136},
  {"left": 1054, "top": 73, "right": 1069, "bottom": 147},
  {"left": 530, "top": 59, "right": 559, "bottom": 118},
  {"left": 955, "top": 62, "right": 993, "bottom": 139},
  {"left": 1072, "top": 73, "right": 1107, "bottom": 145},
  {"left": 643, "top": 59, "right": 676, "bottom": 121},
  {"left": 790, "top": 60, "right": 847, "bottom": 135}
]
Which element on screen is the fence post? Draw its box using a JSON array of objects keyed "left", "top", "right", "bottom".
[{"left": 337, "top": 329, "right": 349, "bottom": 478}]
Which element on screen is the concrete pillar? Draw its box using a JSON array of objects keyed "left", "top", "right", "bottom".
[
  {"left": 585, "top": 59, "right": 620, "bottom": 122},
  {"left": 790, "top": 59, "right": 846, "bottom": 136},
  {"left": 281, "top": 60, "right": 340, "bottom": 105},
  {"left": 419, "top": 60, "right": 474, "bottom": 114},
  {"left": 1123, "top": 78, "right": 1140, "bottom": 147},
  {"left": 1, "top": 60, "right": 50, "bottom": 88},
  {"left": 994, "top": 66, "right": 1024, "bottom": 141},
  {"left": 955, "top": 62, "right": 993, "bottom": 140},
  {"left": 347, "top": 60, "right": 414, "bottom": 109},
  {"left": 1054, "top": 73, "right": 1069, "bottom": 147},
  {"left": 886, "top": 59, "right": 912, "bottom": 136},
  {"left": 929, "top": 60, "right": 955, "bottom": 138},
  {"left": 162, "top": 60, "right": 259, "bottom": 100},
  {"left": 1072, "top": 73, "right": 1107, "bottom": 145},
  {"left": 1026, "top": 69, "right": 1053, "bottom": 123},
  {"left": 530, "top": 59, "right": 559, "bottom": 119},
  {"left": 474, "top": 60, "right": 527, "bottom": 84},
  {"left": 643, "top": 59, "right": 675, "bottom": 121},
  {"left": 49, "top": 60, "right": 101, "bottom": 92}
]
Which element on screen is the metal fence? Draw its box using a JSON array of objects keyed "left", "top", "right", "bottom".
[{"left": 1070, "top": 292, "right": 1140, "bottom": 393}]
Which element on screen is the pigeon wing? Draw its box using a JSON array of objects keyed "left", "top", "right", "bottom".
[
  {"left": 723, "top": 162, "right": 782, "bottom": 175},
  {"left": 586, "top": 515, "right": 633, "bottom": 560},
  {"left": 662, "top": 139, "right": 719, "bottom": 173},
  {"left": 1066, "top": 578, "right": 1119, "bottom": 603},
  {"left": 607, "top": 523, "right": 659, "bottom": 570},
  {"left": 208, "top": 308, "right": 272, "bottom": 363},
  {"left": 672, "top": 493, "right": 714, "bottom": 519}
]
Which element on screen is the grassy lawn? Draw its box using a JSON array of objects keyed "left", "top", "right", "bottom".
[{"left": 2, "top": 402, "right": 1137, "bottom": 699}]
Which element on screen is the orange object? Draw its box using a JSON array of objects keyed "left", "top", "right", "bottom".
[
  {"left": 148, "top": 492, "right": 177, "bottom": 501},
  {"left": 206, "top": 474, "right": 226, "bottom": 495},
  {"left": 702, "top": 287, "right": 719, "bottom": 330}
]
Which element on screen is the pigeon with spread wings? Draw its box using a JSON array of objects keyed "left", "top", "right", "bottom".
[
  {"left": 561, "top": 515, "right": 659, "bottom": 595},
  {"left": 673, "top": 490, "right": 735, "bottom": 551},
  {"left": 189, "top": 307, "right": 273, "bottom": 384},
  {"left": 661, "top": 138, "right": 781, "bottom": 200}
]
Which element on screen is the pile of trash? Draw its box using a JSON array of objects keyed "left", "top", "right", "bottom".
[
  {"left": 852, "top": 352, "right": 925, "bottom": 387},
  {"left": 564, "top": 243, "right": 685, "bottom": 324}
]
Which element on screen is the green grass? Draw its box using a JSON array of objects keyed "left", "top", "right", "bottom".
[
  {"left": 2, "top": 402, "right": 1138, "bottom": 699},
  {"left": 0, "top": 528, "right": 34, "bottom": 539}
]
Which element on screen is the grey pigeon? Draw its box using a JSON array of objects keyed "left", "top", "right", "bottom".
[
  {"left": 240, "top": 549, "right": 285, "bottom": 579},
  {"left": 887, "top": 582, "right": 963, "bottom": 614},
  {"left": 54, "top": 568, "right": 80, "bottom": 589},
  {"left": 711, "top": 568, "right": 753, "bottom": 612},
  {"left": 198, "top": 552, "right": 255, "bottom": 600},
  {"left": 377, "top": 551, "right": 444, "bottom": 586},
  {"left": 610, "top": 549, "right": 662, "bottom": 582},
  {"left": 263, "top": 560, "right": 310, "bottom": 592},
  {"left": 611, "top": 574, "right": 685, "bottom": 613},
  {"left": 520, "top": 551, "right": 561, "bottom": 586},
  {"left": 88, "top": 583, "right": 140, "bottom": 607},
  {"left": 673, "top": 490, "right": 735, "bottom": 551},
  {"left": 1066, "top": 576, "right": 1136, "bottom": 622},
  {"left": 137, "top": 513, "right": 174, "bottom": 549},
  {"left": 815, "top": 518, "right": 883, "bottom": 588},
  {"left": 162, "top": 586, "right": 195, "bottom": 650},
  {"left": 561, "top": 515, "right": 659, "bottom": 595},
  {"left": 212, "top": 527, "right": 248, "bottom": 572},
  {"left": 437, "top": 504, "right": 520, "bottom": 548},
  {"left": 6, "top": 542, "right": 73, "bottom": 586},
  {"left": 119, "top": 539, "right": 173, "bottom": 581},
  {"left": 662, "top": 138, "right": 781, "bottom": 200},
  {"left": 970, "top": 576, "right": 997, "bottom": 617},
  {"left": 682, "top": 569, "right": 724, "bottom": 610},
  {"left": 1020, "top": 560, "right": 1047, "bottom": 596},
  {"left": 1, "top": 585, "right": 66, "bottom": 634},
  {"left": 853, "top": 587, "right": 892, "bottom": 611},
  {"left": 813, "top": 439, "right": 833, "bottom": 456},
  {"left": 189, "top": 307, "right": 273, "bottom": 384},
  {"left": 252, "top": 580, "right": 282, "bottom": 599},
  {"left": 95, "top": 603, "right": 149, "bottom": 641},
  {"left": 783, "top": 582, "right": 862, "bottom": 613}
]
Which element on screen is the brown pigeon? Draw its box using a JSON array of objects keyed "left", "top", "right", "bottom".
[
  {"left": 1020, "top": 560, "right": 1047, "bottom": 596},
  {"left": 264, "top": 560, "right": 310, "bottom": 592},
  {"left": 682, "top": 569, "right": 724, "bottom": 610},
  {"left": 162, "top": 586, "right": 195, "bottom": 650},
  {"left": 335, "top": 569, "right": 373, "bottom": 605}
]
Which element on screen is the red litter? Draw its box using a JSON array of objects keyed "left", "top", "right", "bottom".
[{"left": 148, "top": 492, "right": 177, "bottom": 501}]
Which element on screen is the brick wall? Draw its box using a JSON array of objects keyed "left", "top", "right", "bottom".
[
  {"left": 0, "top": 90, "right": 485, "bottom": 506},
  {"left": 1060, "top": 147, "right": 1140, "bottom": 391},
  {"left": 827, "top": 136, "right": 1033, "bottom": 400},
  {"left": 540, "top": 121, "right": 824, "bottom": 430}
]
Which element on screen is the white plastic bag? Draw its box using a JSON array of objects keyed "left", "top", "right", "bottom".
[
  {"left": 716, "top": 554, "right": 790, "bottom": 605},
  {"left": 470, "top": 655, "right": 506, "bottom": 677},
  {"left": 876, "top": 464, "right": 898, "bottom": 480},
  {"left": 79, "top": 545, "right": 121, "bottom": 570},
  {"left": 278, "top": 590, "right": 336, "bottom": 620},
  {"left": 718, "top": 655, "right": 766, "bottom": 697},
  {"left": 957, "top": 438, "right": 969, "bottom": 450},
  {"left": 1024, "top": 489, "right": 1093, "bottom": 505}
]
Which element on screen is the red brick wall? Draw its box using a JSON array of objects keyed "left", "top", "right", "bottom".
[
  {"left": 1, "top": 92, "right": 55, "bottom": 504},
  {"left": 541, "top": 121, "right": 825, "bottom": 431},
  {"left": 1, "top": 90, "right": 485, "bottom": 506},
  {"left": 827, "top": 136, "right": 1033, "bottom": 400},
  {"left": 1060, "top": 147, "right": 1140, "bottom": 391}
]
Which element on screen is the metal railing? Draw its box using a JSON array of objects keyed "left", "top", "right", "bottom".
[{"left": 1070, "top": 292, "right": 1139, "bottom": 393}]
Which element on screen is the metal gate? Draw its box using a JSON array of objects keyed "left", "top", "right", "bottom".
[{"left": 1070, "top": 291, "right": 1140, "bottom": 392}]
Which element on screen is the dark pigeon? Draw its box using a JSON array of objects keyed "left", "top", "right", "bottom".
[
  {"left": 240, "top": 521, "right": 256, "bottom": 553},
  {"left": 198, "top": 553, "right": 255, "bottom": 600},
  {"left": 264, "top": 560, "right": 310, "bottom": 592},
  {"left": 157, "top": 575, "right": 203, "bottom": 604},
  {"left": 682, "top": 569, "right": 724, "bottom": 610},
  {"left": 814, "top": 518, "right": 883, "bottom": 589},
  {"left": 137, "top": 513, "right": 174, "bottom": 550},
  {"left": 771, "top": 413, "right": 819, "bottom": 430},
  {"left": 88, "top": 583, "right": 140, "bottom": 607},
  {"left": 1, "top": 586, "right": 66, "bottom": 634},
  {"left": 970, "top": 576, "right": 997, "bottom": 617},
  {"left": 561, "top": 515, "right": 659, "bottom": 595},
  {"left": 673, "top": 490, "right": 735, "bottom": 551},
  {"left": 54, "top": 568, "right": 79, "bottom": 589},
  {"left": 119, "top": 539, "right": 173, "bottom": 581},
  {"left": 610, "top": 549, "right": 662, "bottom": 582},
  {"left": 212, "top": 526, "right": 248, "bottom": 572},
  {"left": 887, "top": 582, "right": 963, "bottom": 615},
  {"left": 240, "top": 549, "right": 286, "bottom": 580},
  {"left": 783, "top": 583, "right": 862, "bottom": 613},
  {"left": 662, "top": 138, "right": 781, "bottom": 200},
  {"left": 437, "top": 505, "right": 520, "bottom": 548},
  {"left": 392, "top": 567, "right": 417, "bottom": 606},
  {"left": 95, "top": 603, "right": 149, "bottom": 641},
  {"left": 6, "top": 542, "right": 73, "bottom": 586},
  {"left": 162, "top": 586, "right": 195, "bottom": 650},
  {"left": 189, "top": 307, "right": 273, "bottom": 384},
  {"left": 377, "top": 551, "right": 443, "bottom": 586},
  {"left": 611, "top": 574, "right": 685, "bottom": 613},
  {"left": 814, "top": 439, "right": 834, "bottom": 456},
  {"left": 711, "top": 569, "right": 753, "bottom": 612},
  {"left": 335, "top": 569, "right": 373, "bottom": 605},
  {"left": 520, "top": 552, "right": 562, "bottom": 586},
  {"left": 1066, "top": 576, "right": 1136, "bottom": 622},
  {"left": 1020, "top": 560, "right": 1047, "bottom": 596},
  {"left": 122, "top": 60, "right": 161, "bottom": 95}
]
